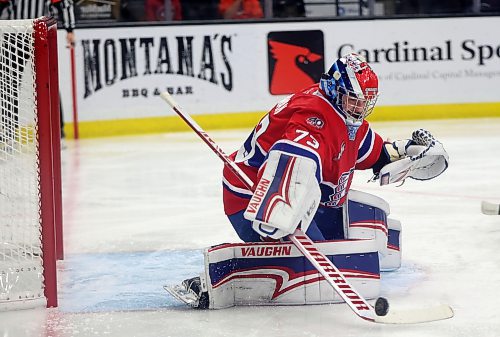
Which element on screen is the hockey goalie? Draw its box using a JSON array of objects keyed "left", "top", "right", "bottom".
[{"left": 166, "top": 53, "right": 449, "bottom": 309}]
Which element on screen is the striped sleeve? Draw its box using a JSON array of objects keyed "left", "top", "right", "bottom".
[
  {"left": 355, "top": 127, "right": 384, "bottom": 170},
  {"left": 12, "top": 0, "right": 46, "bottom": 19},
  {"left": 50, "top": 0, "right": 75, "bottom": 32}
]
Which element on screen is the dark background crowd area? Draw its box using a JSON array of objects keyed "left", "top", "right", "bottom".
[{"left": 68, "top": 0, "right": 500, "bottom": 25}]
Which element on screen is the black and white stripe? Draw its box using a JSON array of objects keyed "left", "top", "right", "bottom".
[
  {"left": 6, "top": 0, "right": 75, "bottom": 32},
  {"left": 12, "top": 0, "right": 46, "bottom": 19}
]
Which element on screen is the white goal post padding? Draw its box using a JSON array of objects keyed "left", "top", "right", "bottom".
[{"left": 0, "top": 18, "right": 62, "bottom": 310}]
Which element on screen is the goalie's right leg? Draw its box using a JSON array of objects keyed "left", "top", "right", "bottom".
[
  {"left": 192, "top": 240, "right": 380, "bottom": 309},
  {"left": 165, "top": 275, "right": 210, "bottom": 309},
  {"left": 228, "top": 210, "right": 327, "bottom": 242},
  {"left": 182, "top": 276, "right": 210, "bottom": 309},
  {"left": 346, "top": 190, "right": 402, "bottom": 271}
]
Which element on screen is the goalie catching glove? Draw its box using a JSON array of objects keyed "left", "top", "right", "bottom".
[
  {"left": 384, "top": 129, "right": 435, "bottom": 162},
  {"left": 377, "top": 129, "right": 449, "bottom": 185},
  {"left": 243, "top": 151, "right": 321, "bottom": 240}
]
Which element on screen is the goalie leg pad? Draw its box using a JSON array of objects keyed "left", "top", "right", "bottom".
[
  {"left": 347, "top": 190, "right": 390, "bottom": 257},
  {"left": 380, "top": 218, "right": 402, "bottom": 271},
  {"left": 201, "top": 240, "right": 381, "bottom": 309}
]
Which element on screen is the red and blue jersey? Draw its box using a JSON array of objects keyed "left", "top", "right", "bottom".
[{"left": 223, "top": 85, "right": 383, "bottom": 216}]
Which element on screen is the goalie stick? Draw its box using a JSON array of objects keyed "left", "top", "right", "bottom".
[
  {"left": 160, "top": 92, "right": 453, "bottom": 324},
  {"left": 481, "top": 201, "right": 500, "bottom": 215}
]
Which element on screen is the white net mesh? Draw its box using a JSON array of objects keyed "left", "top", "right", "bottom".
[{"left": 0, "top": 20, "right": 45, "bottom": 309}]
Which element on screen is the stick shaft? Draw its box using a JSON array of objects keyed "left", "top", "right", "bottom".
[{"left": 160, "top": 92, "right": 253, "bottom": 190}]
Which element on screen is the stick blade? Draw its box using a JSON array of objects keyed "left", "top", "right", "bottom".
[
  {"left": 375, "top": 304, "right": 454, "bottom": 324},
  {"left": 481, "top": 201, "right": 500, "bottom": 215}
]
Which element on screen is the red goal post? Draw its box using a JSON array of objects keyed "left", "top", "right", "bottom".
[{"left": 0, "top": 17, "right": 63, "bottom": 309}]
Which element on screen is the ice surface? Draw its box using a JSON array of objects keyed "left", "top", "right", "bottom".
[{"left": 0, "top": 118, "right": 499, "bottom": 337}]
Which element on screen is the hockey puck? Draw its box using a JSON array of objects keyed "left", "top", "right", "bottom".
[{"left": 375, "top": 297, "right": 389, "bottom": 316}]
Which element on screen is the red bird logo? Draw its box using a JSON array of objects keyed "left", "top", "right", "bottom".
[{"left": 269, "top": 40, "right": 322, "bottom": 95}]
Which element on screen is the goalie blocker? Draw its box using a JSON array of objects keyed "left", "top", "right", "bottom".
[{"left": 166, "top": 190, "right": 402, "bottom": 309}]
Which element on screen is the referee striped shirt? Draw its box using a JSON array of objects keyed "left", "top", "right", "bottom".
[{"left": 0, "top": 0, "right": 75, "bottom": 32}]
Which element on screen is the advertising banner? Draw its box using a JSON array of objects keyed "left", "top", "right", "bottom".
[
  {"left": 57, "top": 17, "right": 500, "bottom": 130},
  {"left": 75, "top": 0, "right": 121, "bottom": 22}
]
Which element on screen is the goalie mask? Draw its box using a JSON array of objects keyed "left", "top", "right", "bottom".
[{"left": 319, "top": 53, "right": 379, "bottom": 124}]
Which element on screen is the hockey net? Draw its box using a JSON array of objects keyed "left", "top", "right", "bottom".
[{"left": 0, "top": 17, "right": 62, "bottom": 310}]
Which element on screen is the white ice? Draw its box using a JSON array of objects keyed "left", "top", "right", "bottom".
[{"left": 0, "top": 118, "right": 499, "bottom": 337}]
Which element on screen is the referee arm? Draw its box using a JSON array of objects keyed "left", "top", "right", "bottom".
[{"left": 50, "top": 0, "right": 75, "bottom": 47}]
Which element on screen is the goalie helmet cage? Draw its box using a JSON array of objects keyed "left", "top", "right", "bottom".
[{"left": 0, "top": 17, "right": 62, "bottom": 309}]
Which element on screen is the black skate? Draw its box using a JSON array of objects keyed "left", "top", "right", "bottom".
[{"left": 164, "top": 276, "right": 209, "bottom": 309}]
